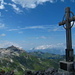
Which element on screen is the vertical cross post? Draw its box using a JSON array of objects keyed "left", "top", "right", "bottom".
[
  {"left": 65, "top": 7, "right": 74, "bottom": 62},
  {"left": 59, "top": 7, "right": 75, "bottom": 62}
]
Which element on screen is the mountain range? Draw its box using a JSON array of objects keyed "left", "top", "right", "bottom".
[
  {"left": 0, "top": 45, "right": 62, "bottom": 75},
  {"left": 28, "top": 44, "right": 75, "bottom": 55},
  {"left": 28, "top": 46, "right": 65, "bottom": 55}
]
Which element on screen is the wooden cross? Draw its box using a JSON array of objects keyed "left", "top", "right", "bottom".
[{"left": 59, "top": 7, "right": 75, "bottom": 62}]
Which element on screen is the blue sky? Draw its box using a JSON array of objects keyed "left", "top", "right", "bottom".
[{"left": 0, "top": 0, "right": 75, "bottom": 50}]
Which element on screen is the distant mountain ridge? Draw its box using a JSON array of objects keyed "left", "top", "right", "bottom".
[
  {"left": 27, "top": 44, "right": 66, "bottom": 55},
  {"left": 28, "top": 44, "right": 75, "bottom": 55},
  {"left": 29, "top": 47, "right": 65, "bottom": 55}
]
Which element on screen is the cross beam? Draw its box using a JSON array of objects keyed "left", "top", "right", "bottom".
[
  {"left": 59, "top": 7, "right": 75, "bottom": 62},
  {"left": 59, "top": 16, "right": 75, "bottom": 26}
]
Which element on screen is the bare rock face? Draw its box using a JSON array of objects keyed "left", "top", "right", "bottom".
[{"left": 25, "top": 68, "right": 58, "bottom": 75}]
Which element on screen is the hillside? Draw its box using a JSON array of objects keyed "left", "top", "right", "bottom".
[{"left": 0, "top": 45, "right": 61, "bottom": 75}]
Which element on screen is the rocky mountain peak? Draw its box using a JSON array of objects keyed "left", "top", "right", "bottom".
[
  {"left": 6, "top": 45, "right": 24, "bottom": 51},
  {"left": 6, "top": 45, "right": 18, "bottom": 49},
  {"left": 0, "top": 45, "right": 25, "bottom": 57}
]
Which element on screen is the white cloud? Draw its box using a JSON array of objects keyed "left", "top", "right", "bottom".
[
  {"left": 70, "top": 0, "right": 75, "bottom": 2},
  {"left": 11, "top": 0, "right": 37, "bottom": 9},
  {"left": 8, "top": 28, "right": 19, "bottom": 31},
  {"left": 11, "top": 0, "right": 57, "bottom": 9},
  {"left": 7, "top": 25, "right": 64, "bottom": 33},
  {"left": 40, "top": 36, "right": 47, "bottom": 39},
  {"left": 53, "top": 27, "right": 59, "bottom": 31},
  {"left": 18, "top": 31, "right": 23, "bottom": 34},
  {"left": 71, "top": 21, "right": 75, "bottom": 28},
  {"left": 7, "top": 25, "right": 46, "bottom": 32},
  {"left": 0, "top": 23, "right": 5, "bottom": 28},
  {"left": 0, "top": 4, "right": 4, "bottom": 9},
  {"left": 0, "top": 33, "right": 6, "bottom": 36},
  {"left": 61, "top": 0, "right": 64, "bottom": 2},
  {"left": 36, "top": 36, "right": 47, "bottom": 39},
  {"left": 33, "top": 43, "right": 65, "bottom": 50},
  {"left": 0, "top": 0, "right": 7, "bottom": 9},
  {"left": 0, "top": 0, "right": 68, "bottom": 13},
  {"left": 49, "top": 0, "right": 57, "bottom": 3},
  {"left": 0, "top": 0, "right": 5, "bottom": 9},
  {"left": 7, "top": 26, "right": 45, "bottom": 33},
  {"left": 8, "top": 3, "right": 22, "bottom": 13},
  {"left": 22, "top": 26, "right": 45, "bottom": 29},
  {"left": 21, "top": 25, "right": 56, "bottom": 30}
]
